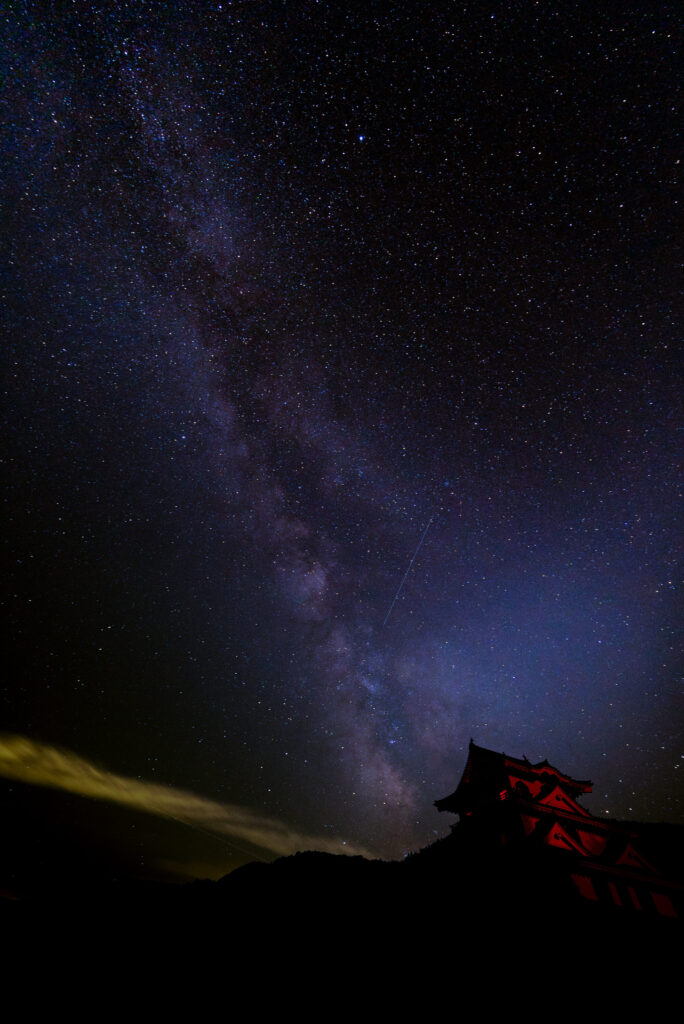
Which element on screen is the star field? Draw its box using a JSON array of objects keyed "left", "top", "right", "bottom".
[{"left": 2, "top": 2, "right": 682, "bottom": 870}]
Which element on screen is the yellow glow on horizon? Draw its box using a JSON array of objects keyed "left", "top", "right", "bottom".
[{"left": 0, "top": 733, "right": 374, "bottom": 861}]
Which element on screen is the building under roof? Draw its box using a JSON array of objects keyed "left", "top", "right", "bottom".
[{"left": 435, "top": 740, "right": 681, "bottom": 919}]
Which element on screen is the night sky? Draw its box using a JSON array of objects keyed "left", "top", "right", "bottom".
[{"left": 2, "top": 2, "right": 682, "bottom": 882}]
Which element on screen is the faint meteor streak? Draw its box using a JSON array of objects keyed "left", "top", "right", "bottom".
[{"left": 383, "top": 515, "right": 434, "bottom": 626}]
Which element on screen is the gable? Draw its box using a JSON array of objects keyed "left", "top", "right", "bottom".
[
  {"left": 616, "top": 842, "right": 656, "bottom": 874},
  {"left": 545, "top": 822, "right": 587, "bottom": 855},
  {"left": 576, "top": 829, "right": 608, "bottom": 857},
  {"left": 538, "top": 784, "right": 591, "bottom": 817}
]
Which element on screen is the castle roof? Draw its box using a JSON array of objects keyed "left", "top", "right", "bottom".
[
  {"left": 433, "top": 740, "right": 682, "bottom": 918},
  {"left": 435, "top": 739, "right": 593, "bottom": 816}
]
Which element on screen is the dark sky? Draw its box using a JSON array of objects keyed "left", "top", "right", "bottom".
[{"left": 2, "top": 2, "right": 682, "bottom": 880}]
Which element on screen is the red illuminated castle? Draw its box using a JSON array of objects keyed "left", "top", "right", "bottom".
[{"left": 435, "top": 740, "right": 681, "bottom": 919}]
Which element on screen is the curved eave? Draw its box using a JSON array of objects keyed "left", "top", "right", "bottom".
[{"left": 434, "top": 795, "right": 460, "bottom": 814}]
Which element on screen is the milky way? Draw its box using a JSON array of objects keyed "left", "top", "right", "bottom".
[{"left": 3, "top": 3, "right": 681, "bottom": 871}]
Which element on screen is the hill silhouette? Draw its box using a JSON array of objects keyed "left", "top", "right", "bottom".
[
  {"left": 5, "top": 740, "right": 682, "bottom": 992},
  {"left": 4, "top": 815, "right": 682, "bottom": 1015},
  {"left": 7, "top": 816, "right": 681, "bottom": 942}
]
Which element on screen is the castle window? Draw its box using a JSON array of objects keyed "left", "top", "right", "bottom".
[
  {"left": 571, "top": 874, "right": 598, "bottom": 901},
  {"left": 608, "top": 882, "right": 622, "bottom": 906},
  {"left": 628, "top": 886, "right": 642, "bottom": 911},
  {"left": 651, "top": 892, "right": 677, "bottom": 918}
]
